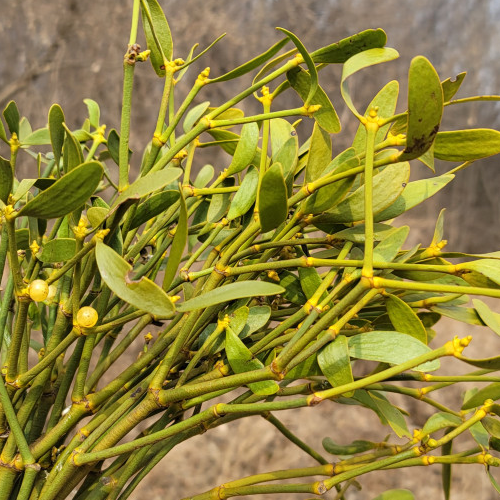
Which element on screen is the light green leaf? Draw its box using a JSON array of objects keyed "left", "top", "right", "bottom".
[
  {"left": 334, "top": 223, "right": 396, "bottom": 243},
  {"left": 87, "top": 207, "right": 108, "bottom": 229},
  {"left": 442, "top": 72, "right": 466, "bottom": 102},
  {"left": 374, "top": 174, "right": 454, "bottom": 222},
  {"left": 430, "top": 305, "right": 484, "bottom": 326},
  {"left": 341, "top": 48, "right": 399, "bottom": 117},
  {"left": 258, "top": 162, "right": 288, "bottom": 233},
  {"left": 306, "top": 122, "right": 331, "bottom": 182},
  {"left": 473, "top": 299, "right": 500, "bottom": 337},
  {"left": 225, "top": 326, "right": 279, "bottom": 396},
  {"left": 386, "top": 293, "right": 427, "bottom": 344},
  {"left": 434, "top": 129, "right": 500, "bottom": 161},
  {"left": 469, "top": 421, "right": 490, "bottom": 448},
  {"left": 298, "top": 266, "right": 324, "bottom": 301},
  {"left": 240, "top": 306, "right": 271, "bottom": 338},
  {"left": 209, "top": 38, "right": 289, "bottom": 83},
  {"left": 112, "top": 168, "right": 182, "bottom": 208},
  {"left": 313, "top": 162, "right": 409, "bottom": 224},
  {"left": 96, "top": 241, "right": 175, "bottom": 317},
  {"left": 322, "top": 437, "right": 376, "bottom": 456},
  {"left": 399, "top": 56, "right": 443, "bottom": 161},
  {"left": 62, "top": 123, "right": 84, "bottom": 173},
  {"left": 422, "top": 412, "right": 462, "bottom": 436},
  {"left": 318, "top": 336, "right": 354, "bottom": 397},
  {"left": 372, "top": 489, "right": 414, "bottom": 500},
  {"left": 162, "top": 188, "right": 187, "bottom": 291},
  {"left": 141, "top": 0, "right": 173, "bottom": 75},
  {"left": 38, "top": 238, "right": 76, "bottom": 263},
  {"left": 227, "top": 166, "right": 258, "bottom": 220},
  {"left": 462, "top": 383, "right": 500, "bottom": 410},
  {"left": 226, "top": 122, "right": 260, "bottom": 176},
  {"left": 14, "top": 228, "right": 30, "bottom": 250},
  {"left": 370, "top": 391, "right": 410, "bottom": 438},
  {"left": 17, "top": 161, "right": 103, "bottom": 219},
  {"left": 84, "top": 98, "right": 100, "bottom": 129},
  {"left": 348, "top": 331, "right": 439, "bottom": 372},
  {"left": 0, "top": 156, "right": 13, "bottom": 204},
  {"left": 183, "top": 101, "right": 210, "bottom": 132},
  {"left": 483, "top": 416, "right": 500, "bottom": 439},
  {"left": 373, "top": 226, "right": 409, "bottom": 263},
  {"left": 206, "top": 129, "right": 263, "bottom": 167},
  {"left": 227, "top": 307, "right": 249, "bottom": 336},
  {"left": 311, "top": 28, "right": 387, "bottom": 63},
  {"left": 0, "top": 116, "right": 7, "bottom": 143},
  {"left": 287, "top": 66, "right": 340, "bottom": 133},
  {"left": 457, "top": 259, "right": 500, "bottom": 287},
  {"left": 207, "top": 178, "right": 235, "bottom": 222},
  {"left": 130, "top": 190, "right": 180, "bottom": 229},
  {"left": 270, "top": 118, "right": 295, "bottom": 158},
  {"left": 431, "top": 208, "right": 446, "bottom": 247},
  {"left": 176, "top": 282, "right": 285, "bottom": 313},
  {"left": 194, "top": 164, "right": 215, "bottom": 188},
  {"left": 21, "top": 128, "right": 50, "bottom": 146},
  {"left": 352, "top": 80, "right": 399, "bottom": 154}
]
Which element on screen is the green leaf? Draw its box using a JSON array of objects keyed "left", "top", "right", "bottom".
[
  {"left": 87, "top": 207, "right": 108, "bottom": 229},
  {"left": 0, "top": 116, "right": 7, "bottom": 143},
  {"left": 17, "top": 161, "right": 103, "bottom": 219},
  {"left": 431, "top": 208, "right": 446, "bottom": 247},
  {"left": 441, "top": 72, "right": 466, "bottom": 102},
  {"left": 209, "top": 38, "right": 289, "bottom": 83},
  {"left": 113, "top": 168, "right": 182, "bottom": 208},
  {"left": 386, "top": 293, "right": 427, "bottom": 344},
  {"left": 141, "top": 0, "right": 173, "bottom": 76},
  {"left": 306, "top": 149, "right": 359, "bottom": 214},
  {"left": 19, "top": 117, "right": 32, "bottom": 142},
  {"left": 322, "top": 437, "right": 376, "bottom": 456},
  {"left": 434, "top": 129, "right": 500, "bottom": 161},
  {"left": 374, "top": 174, "right": 454, "bottom": 222},
  {"left": 38, "top": 238, "right": 76, "bottom": 263},
  {"left": 15, "top": 228, "right": 30, "bottom": 250},
  {"left": 207, "top": 178, "right": 235, "bottom": 222},
  {"left": 457, "top": 259, "right": 500, "bottom": 287},
  {"left": 162, "top": 188, "right": 187, "bottom": 291},
  {"left": 422, "top": 412, "right": 462, "bottom": 436},
  {"left": 305, "top": 122, "right": 331, "bottom": 182},
  {"left": 456, "top": 354, "right": 500, "bottom": 371},
  {"left": 96, "top": 241, "right": 174, "bottom": 317},
  {"left": 473, "top": 299, "right": 500, "bottom": 337},
  {"left": 318, "top": 336, "right": 354, "bottom": 397},
  {"left": 239, "top": 306, "right": 271, "bottom": 338},
  {"left": 483, "top": 416, "right": 500, "bottom": 439},
  {"left": 270, "top": 119, "right": 294, "bottom": 158},
  {"left": 107, "top": 129, "right": 132, "bottom": 166},
  {"left": 226, "top": 122, "right": 260, "bottom": 176},
  {"left": 462, "top": 383, "right": 500, "bottom": 410},
  {"left": 313, "top": 162, "right": 410, "bottom": 224},
  {"left": 3, "top": 101, "right": 20, "bottom": 135},
  {"left": 298, "top": 267, "right": 325, "bottom": 301},
  {"left": 311, "top": 28, "right": 387, "bottom": 63},
  {"left": 348, "top": 331, "right": 439, "bottom": 372},
  {"left": 258, "top": 162, "right": 288, "bottom": 233},
  {"left": 176, "top": 282, "right": 284, "bottom": 313},
  {"left": 62, "top": 124, "right": 84, "bottom": 173},
  {"left": 227, "top": 166, "right": 258, "bottom": 220},
  {"left": 487, "top": 468, "right": 500, "bottom": 495},
  {"left": 287, "top": 66, "right": 340, "bottom": 133},
  {"left": 225, "top": 326, "right": 279, "bottom": 396},
  {"left": 470, "top": 421, "right": 490, "bottom": 449},
  {"left": 0, "top": 156, "right": 13, "bottom": 204},
  {"left": 130, "top": 190, "right": 180, "bottom": 229},
  {"left": 21, "top": 128, "right": 50, "bottom": 147},
  {"left": 370, "top": 391, "right": 410, "bottom": 438},
  {"left": 277, "top": 28, "right": 317, "bottom": 106},
  {"left": 194, "top": 164, "right": 214, "bottom": 188},
  {"left": 334, "top": 223, "right": 396, "bottom": 243},
  {"left": 352, "top": 80, "right": 399, "bottom": 154},
  {"left": 183, "top": 101, "right": 210, "bottom": 133},
  {"left": 430, "top": 305, "right": 484, "bottom": 326},
  {"left": 226, "top": 307, "right": 249, "bottom": 336},
  {"left": 399, "top": 56, "right": 443, "bottom": 161},
  {"left": 206, "top": 129, "right": 263, "bottom": 167},
  {"left": 341, "top": 48, "right": 399, "bottom": 117},
  {"left": 84, "top": 99, "right": 100, "bottom": 129},
  {"left": 372, "top": 489, "right": 414, "bottom": 500}
]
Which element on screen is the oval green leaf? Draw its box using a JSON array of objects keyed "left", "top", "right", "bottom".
[
  {"left": 386, "top": 293, "right": 427, "bottom": 344},
  {"left": 226, "top": 122, "right": 259, "bottom": 176},
  {"left": 434, "top": 129, "right": 500, "bottom": 161},
  {"left": 318, "top": 336, "right": 354, "bottom": 397},
  {"left": 38, "top": 238, "right": 76, "bottom": 263},
  {"left": 258, "top": 162, "right": 288, "bottom": 233},
  {"left": 227, "top": 166, "right": 259, "bottom": 220}
]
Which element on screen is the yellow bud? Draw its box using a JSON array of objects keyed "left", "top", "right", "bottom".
[
  {"left": 29, "top": 279, "right": 49, "bottom": 302},
  {"left": 76, "top": 307, "right": 98, "bottom": 328}
]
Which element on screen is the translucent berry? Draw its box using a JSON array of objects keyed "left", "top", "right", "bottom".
[
  {"left": 76, "top": 306, "right": 98, "bottom": 328},
  {"left": 29, "top": 280, "right": 49, "bottom": 302}
]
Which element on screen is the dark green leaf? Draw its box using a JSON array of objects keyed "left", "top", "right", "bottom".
[
  {"left": 130, "top": 190, "right": 180, "bottom": 229},
  {"left": 258, "top": 162, "right": 288, "bottom": 233},
  {"left": 163, "top": 188, "right": 187, "bottom": 291},
  {"left": 176, "top": 282, "right": 284, "bottom": 312},
  {"left": 194, "top": 164, "right": 215, "bottom": 188},
  {"left": 15, "top": 228, "right": 30, "bottom": 250},
  {"left": 348, "top": 331, "right": 439, "bottom": 372},
  {"left": 386, "top": 293, "right": 427, "bottom": 344},
  {"left": 48, "top": 104, "right": 65, "bottom": 170},
  {"left": 287, "top": 66, "right": 340, "bottom": 133},
  {"left": 434, "top": 129, "right": 500, "bottom": 161},
  {"left": 311, "top": 29, "right": 387, "bottom": 63},
  {"left": 227, "top": 166, "right": 259, "bottom": 220},
  {"left": 456, "top": 354, "right": 500, "bottom": 371},
  {"left": 62, "top": 123, "right": 84, "bottom": 172},
  {"left": 225, "top": 326, "right": 279, "bottom": 396},
  {"left": 322, "top": 437, "right": 376, "bottom": 456},
  {"left": 38, "top": 238, "right": 76, "bottom": 263},
  {"left": 334, "top": 223, "right": 395, "bottom": 243},
  {"left": 3, "top": 101, "right": 20, "bottom": 135},
  {"left": 483, "top": 416, "right": 500, "bottom": 439},
  {"left": 0, "top": 116, "right": 7, "bottom": 143},
  {"left": 96, "top": 241, "right": 175, "bottom": 317},
  {"left": 239, "top": 306, "right": 271, "bottom": 338},
  {"left": 399, "top": 56, "right": 443, "bottom": 161},
  {"left": 206, "top": 129, "right": 263, "bottom": 167},
  {"left": 305, "top": 122, "right": 331, "bottom": 182},
  {"left": 17, "top": 161, "right": 103, "bottom": 219},
  {"left": 0, "top": 156, "right": 13, "bottom": 204},
  {"left": 87, "top": 207, "right": 108, "bottom": 229},
  {"left": 318, "top": 336, "right": 354, "bottom": 397},
  {"left": 107, "top": 129, "right": 132, "bottom": 166},
  {"left": 209, "top": 38, "right": 289, "bottom": 83}
]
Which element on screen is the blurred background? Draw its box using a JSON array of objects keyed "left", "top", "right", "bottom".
[{"left": 1, "top": 1, "right": 499, "bottom": 498}]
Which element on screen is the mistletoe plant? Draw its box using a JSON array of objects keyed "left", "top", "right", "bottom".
[{"left": 1, "top": 1, "right": 500, "bottom": 499}]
